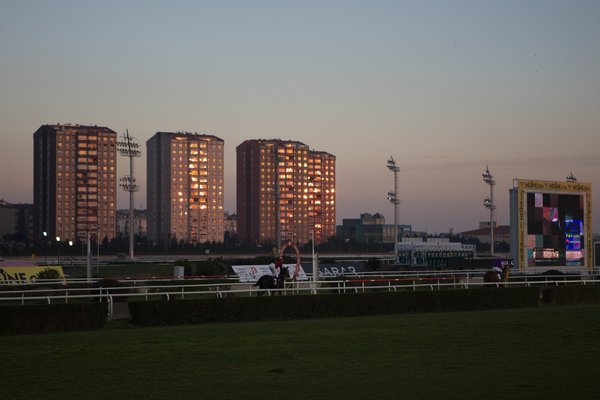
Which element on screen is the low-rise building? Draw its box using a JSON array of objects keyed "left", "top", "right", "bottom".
[
  {"left": 224, "top": 212, "right": 237, "bottom": 236},
  {"left": 460, "top": 223, "right": 510, "bottom": 244},
  {"left": 337, "top": 212, "right": 411, "bottom": 244},
  {"left": 396, "top": 237, "right": 476, "bottom": 268},
  {"left": 0, "top": 200, "right": 34, "bottom": 243},
  {"left": 116, "top": 209, "right": 147, "bottom": 238}
]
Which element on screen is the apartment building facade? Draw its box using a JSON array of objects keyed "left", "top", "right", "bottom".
[
  {"left": 236, "top": 139, "right": 335, "bottom": 246},
  {"left": 146, "top": 132, "right": 224, "bottom": 244},
  {"left": 33, "top": 124, "right": 117, "bottom": 243}
]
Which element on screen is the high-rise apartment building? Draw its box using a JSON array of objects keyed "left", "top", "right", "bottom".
[
  {"left": 308, "top": 150, "right": 336, "bottom": 242},
  {"left": 33, "top": 124, "right": 117, "bottom": 243},
  {"left": 146, "top": 132, "right": 224, "bottom": 244},
  {"left": 236, "top": 139, "right": 335, "bottom": 246}
]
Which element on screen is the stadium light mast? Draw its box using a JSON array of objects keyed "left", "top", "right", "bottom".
[
  {"left": 117, "top": 129, "right": 141, "bottom": 261},
  {"left": 387, "top": 156, "right": 400, "bottom": 264},
  {"left": 482, "top": 165, "right": 496, "bottom": 255}
]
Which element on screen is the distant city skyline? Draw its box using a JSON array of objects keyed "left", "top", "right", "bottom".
[{"left": 1, "top": 1, "right": 599, "bottom": 234}]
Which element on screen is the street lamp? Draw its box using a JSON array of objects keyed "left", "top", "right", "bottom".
[
  {"left": 311, "top": 228, "right": 319, "bottom": 284},
  {"left": 42, "top": 231, "right": 48, "bottom": 265},
  {"left": 482, "top": 165, "right": 496, "bottom": 255},
  {"left": 56, "top": 236, "right": 61, "bottom": 265},
  {"left": 68, "top": 240, "right": 73, "bottom": 267},
  {"left": 387, "top": 156, "right": 400, "bottom": 264}
]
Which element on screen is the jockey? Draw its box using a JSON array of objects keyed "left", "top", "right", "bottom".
[
  {"left": 492, "top": 266, "right": 503, "bottom": 280},
  {"left": 492, "top": 260, "right": 504, "bottom": 280},
  {"left": 268, "top": 258, "right": 283, "bottom": 285}
]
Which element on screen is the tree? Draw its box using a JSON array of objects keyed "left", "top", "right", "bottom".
[{"left": 35, "top": 268, "right": 62, "bottom": 280}]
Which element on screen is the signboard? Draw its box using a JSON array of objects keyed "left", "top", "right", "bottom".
[
  {"left": 0, "top": 266, "right": 65, "bottom": 285},
  {"left": 510, "top": 179, "right": 592, "bottom": 272},
  {"left": 232, "top": 264, "right": 308, "bottom": 283},
  {"left": 319, "top": 262, "right": 365, "bottom": 277}
]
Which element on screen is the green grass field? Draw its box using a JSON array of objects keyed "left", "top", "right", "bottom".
[{"left": 2, "top": 305, "right": 600, "bottom": 399}]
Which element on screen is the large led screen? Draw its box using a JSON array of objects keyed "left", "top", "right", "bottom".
[
  {"left": 511, "top": 179, "right": 592, "bottom": 271},
  {"left": 526, "top": 192, "right": 584, "bottom": 267}
]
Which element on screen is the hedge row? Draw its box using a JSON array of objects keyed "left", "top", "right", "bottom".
[
  {"left": 0, "top": 302, "right": 108, "bottom": 335},
  {"left": 129, "top": 287, "right": 541, "bottom": 326},
  {"left": 541, "top": 285, "right": 600, "bottom": 305},
  {"left": 5, "top": 285, "right": 600, "bottom": 334}
]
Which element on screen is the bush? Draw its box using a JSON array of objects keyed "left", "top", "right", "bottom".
[
  {"left": 35, "top": 267, "right": 63, "bottom": 280},
  {"left": 96, "top": 279, "right": 129, "bottom": 302},
  {"left": 195, "top": 257, "right": 232, "bottom": 276},
  {"left": 0, "top": 302, "right": 108, "bottom": 335},
  {"left": 129, "top": 287, "right": 542, "bottom": 327},
  {"left": 541, "top": 285, "right": 600, "bottom": 305}
]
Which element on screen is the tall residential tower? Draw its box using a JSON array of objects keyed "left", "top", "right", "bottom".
[
  {"left": 146, "top": 132, "right": 224, "bottom": 244},
  {"left": 33, "top": 124, "right": 117, "bottom": 243},
  {"left": 236, "top": 139, "right": 335, "bottom": 246}
]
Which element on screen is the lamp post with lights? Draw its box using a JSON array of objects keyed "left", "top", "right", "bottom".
[
  {"left": 42, "top": 231, "right": 48, "bottom": 265},
  {"left": 68, "top": 240, "right": 73, "bottom": 266},
  {"left": 55, "top": 236, "right": 61, "bottom": 265},
  {"left": 117, "top": 129, "right": 141, "bottom": 261},
  {"left": 387, "top": 156, "right": 400, "bottom": 264},
  {"left": 482, "top": 165, "right": 496, "bottom": 255}
]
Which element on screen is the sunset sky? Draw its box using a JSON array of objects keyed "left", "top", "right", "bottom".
[{"left": 1, "top": 0, "right": 599, "bottom": 233}]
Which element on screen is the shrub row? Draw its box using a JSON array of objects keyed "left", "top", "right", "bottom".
[
  {"left": 541, "top": 284, "right": 600, "bottom": 305},
  {"left": 0, "top": 302, "right": 108, "bottom": 335},
  {"left": 5, "top": 285, "right": 600, "bottom": 333},
  {"left": 129, "top": 287, "right": 541, "bottom": 326}
]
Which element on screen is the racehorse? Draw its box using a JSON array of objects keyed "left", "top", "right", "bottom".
[
  {"left": 254, "top": 266, "right": 290, "bottom": 296},
  {"left": 483, "top": 263, "right": 510, "bottom": 287}
]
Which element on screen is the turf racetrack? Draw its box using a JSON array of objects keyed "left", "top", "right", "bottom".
[{"left": 2, "top": 304, "right": 599, "bottom": 399}]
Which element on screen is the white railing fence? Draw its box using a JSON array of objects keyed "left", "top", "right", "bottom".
[{"left": 2, "top": 272, "right": 600, "bottom": 319}]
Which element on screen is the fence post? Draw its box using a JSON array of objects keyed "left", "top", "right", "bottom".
[{"left": 107, "top": 295, "right": 114, "bottom": 320}]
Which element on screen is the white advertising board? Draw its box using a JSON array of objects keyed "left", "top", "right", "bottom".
[{"left": 232, "top": 264, "right": 308, "bottom": 283}]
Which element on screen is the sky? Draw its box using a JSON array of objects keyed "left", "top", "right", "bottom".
[{"left": 0, "top": 0, "right": 599, "bottom": 234}]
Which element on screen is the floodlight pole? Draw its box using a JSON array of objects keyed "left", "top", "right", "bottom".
[
  {"left": 387, "top": 156, "right": 400, "bottom": 264},
  {"left": 117, "top": 129, "right": 141, "bottom": 261},
  {"left": 482, "top": 165, "right": 496, "bottom": 255}
]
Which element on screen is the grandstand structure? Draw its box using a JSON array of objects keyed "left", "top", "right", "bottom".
[{"left": 396, "top": 238, "right": 476, "bottom": 268}]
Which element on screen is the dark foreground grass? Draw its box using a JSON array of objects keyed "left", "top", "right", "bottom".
[{"left": 2, "top": 305, "right": 600, "bottom": 400}]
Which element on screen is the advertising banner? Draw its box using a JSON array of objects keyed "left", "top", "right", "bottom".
[
  {"left": 232, "top": 264, "right": 308, "bottom": 283},
  {"left": 0, "top": 266, "right": 65, "bottom": 285},
  {"left": 318, "top": 262, "right": 365, "bottom": 277}
]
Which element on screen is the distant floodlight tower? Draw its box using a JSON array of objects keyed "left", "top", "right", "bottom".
[
  {"left": 482, "top": 165, "right": 496, "bottom": 255},
  {"left": 566, "top": 172, "right": 577, "bottom": 182},
  {"left": 117, "top": 129, "right": 141, "bottom": 261},
  {"left": 387, "top": 156, "right": 400, "bottom": 264}
]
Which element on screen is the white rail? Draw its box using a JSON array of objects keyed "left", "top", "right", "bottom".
[{"left": 2, "top": 276, "right": 600, "bottom": 320}]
